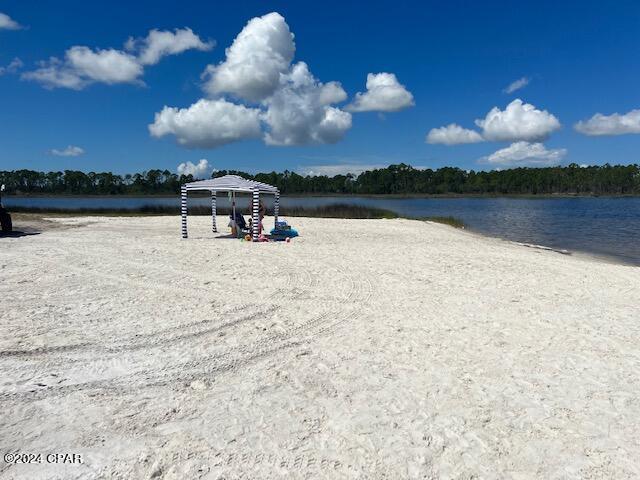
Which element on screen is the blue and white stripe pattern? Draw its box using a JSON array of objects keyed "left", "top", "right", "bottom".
[
  {"left": 274, "top": 192, "right": 280, "bottom": 226},
  {"left": 181, "top": 186, "right": 188, "bottom": 238},
  {"left": 252, "top": 188, "right": 260, "bottom": 242},
  {"left": 211, "top": 192, "right": 217, "bottom": 233},
  {"left": 179, "top": 175, "right": 279, "bottom": 239},
  {"left": 184, "top": 174, "right": 279, "bottom": 193}
]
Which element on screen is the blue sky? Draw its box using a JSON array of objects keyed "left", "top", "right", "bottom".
[{"left": 1, "top": 0, "right": 639, "bottom": 176}]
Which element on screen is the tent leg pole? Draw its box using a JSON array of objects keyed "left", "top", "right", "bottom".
[
  {"left": 211, "top": 191, "right": 217, "bottom": 233},
  {"left": 181, "top": 187, "right": 188, "bottom": 238},
  {"left": 252, "top": 189, "right": 259, "bottom": 242}
]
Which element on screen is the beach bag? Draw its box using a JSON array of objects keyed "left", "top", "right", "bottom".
[{"left": 270, "top": 227, "right": 298, "bottom": 238}]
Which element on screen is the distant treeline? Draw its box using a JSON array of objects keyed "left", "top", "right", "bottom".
[{"left": 2, "top": 163, "right": 639, "bottom": 196}]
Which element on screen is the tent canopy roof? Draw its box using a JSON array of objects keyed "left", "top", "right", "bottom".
[{"left": 184, "top": 175, "right": 279, "bottom": 194}]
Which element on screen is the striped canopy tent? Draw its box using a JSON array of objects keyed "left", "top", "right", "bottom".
[{"left": 181, "top": 175, "right": 280, "bottom": 241}]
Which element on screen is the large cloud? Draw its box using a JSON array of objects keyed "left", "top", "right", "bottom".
[
  {"left": 201, "top": 12, "right": 295, "bottom": 102},
  {"left": 149, "top": 99, "right": 262, "bottom": 148},
  {"left": 427, "top": 99, "right": 561, "bottom": 146},
  {"left": 475, "top": 99, "right": 561, "bottom": 142},
  {"left": 0, "top": 12, "right": 21, "bottom": 30},
  {"left": 262, "top": 62, "right": 351, "bottom": 145},
  {"left": 176, "top": 159, "right": 211, "bottom": 178},
  {"left": 155, "top": 12, "right": 357, "bottom": 149},
  {"left": 574, "top": 109, "right": 640, "bottom": 136},
  {"left": 426, "top": 123, "right": 484, "bottom": 145},
  {"left": 23, "top": 28, "right": 210, "bottom": 89},
  {"left": 346, "top": 73, "right": 414, "bottom": 112},
  {"left": 154, "top": 12, "right": 412, "bottom": 149},
  {"left": 480, "top": 141, "right": 566, "bottom": 167},
  {"left": 126, "top": 28, "right": 213, "bottom": 66}
]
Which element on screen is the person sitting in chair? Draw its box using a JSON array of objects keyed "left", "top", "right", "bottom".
[
  {"left": 248, "top": 200, "right": 266, "bottom": 234},
  {"left": 234, "top": 211, "right": 247, "bottom": 230},
  {"left": 229, "top": 210, "right": 247, "bottom": 236}
]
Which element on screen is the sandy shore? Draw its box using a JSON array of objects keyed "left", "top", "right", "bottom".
[{"left": 1, "top": 215, "right": 639, "bottom": 479}]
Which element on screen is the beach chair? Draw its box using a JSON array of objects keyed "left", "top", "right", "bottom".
[{"left": 229, "top": 211, "right": 249, "bottom": 237}]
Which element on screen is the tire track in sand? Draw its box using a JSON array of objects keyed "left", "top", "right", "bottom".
[{"left": 1, "top": 258, "right": 375, "bottom": 401}]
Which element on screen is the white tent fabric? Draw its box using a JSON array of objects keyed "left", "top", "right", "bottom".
[
  {"left": 184, "top": 175, "right": 279, "bottom": 193},
  {"left": 180, "top": 175, "right": 280, "bottom": 241}
]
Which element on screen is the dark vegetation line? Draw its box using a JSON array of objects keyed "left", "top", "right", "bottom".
[
  {"left": 2, "top": 163, "right": 639, "bottom": 196},
  {"left": 9, "top": 204, "right": 465, "bottom": 228},
  {"left": 7, "top": 204, "right": 396, "bottom": 218}
]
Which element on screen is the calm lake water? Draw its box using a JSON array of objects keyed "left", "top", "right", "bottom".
[{"left": 5, "top": 195, "right": 640, "bottom": 265}]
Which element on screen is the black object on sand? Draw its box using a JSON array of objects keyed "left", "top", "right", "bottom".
[
  {"left": 0, "top": 184, "right": 13, "bottom": 233},
  {"left": 0, "top": 207, "right": 11, "bottom": 233}
]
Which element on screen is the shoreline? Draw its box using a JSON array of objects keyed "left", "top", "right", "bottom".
[
  {"left": 8, "top": 212, "right": 639, "bottom": 267},
  {"left": 438, "top": 219, "right": 640, "bottom": 267}
]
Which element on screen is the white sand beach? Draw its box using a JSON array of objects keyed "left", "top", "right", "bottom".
[{"left": 1, "top": 215, "right": 639, "bottom": 479}]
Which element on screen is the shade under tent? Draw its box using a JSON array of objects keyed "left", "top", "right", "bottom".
[{"left": 180, "top": 175, "right": 280, "bottom": 241}]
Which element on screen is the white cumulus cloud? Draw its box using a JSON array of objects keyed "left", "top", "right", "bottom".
[
  {"left": 346, "top": 73, "right": 414, "bottom": 112},
  {"left": 23, "top": 27, "right": 210, "bottom": 90},
  {"left": 503, "top": 77, "right": 529, "bottom": 94},
  {"left": 480, "top": 141, "right": 566, "bottom": 167},
  {"left": 126, "top": 28, "right": 214, "bottom": 66},
  {"left": 574, "top": 109, "right": 640, "bottom": 136},
  {"left": 0, "top": 12, "right": 21, "bottom": 30},
  {"left": 149, "top": 98, "right": 262, "bottom": 149},
  {"left": 202, "top": 12, "right": 295, "bottom": 102},
  {"left": 176, "top": 159, "right": 211, "bottom": 178},
  {"left": 67, "top": 47, "right": 142, "bottom": 84},
  {"left": 427, "top": 99, "right": 560, "bottom": 146},
  {"left": 475, "top": 99, "right": 561, "bottom": 142},
  {"left": 50, "top": 145, "right": 85, "bottom": 157},
  {"left": 154, "top": 12, "right": 412, "bottom": 149},
  {"left": 23, "top": 48, "right": 143, "bottom": 89},
  {"left": 426, "top": 123, "right": 484, "bottom": 145},
  {"left": 155, "top": 12, "right": 355, "bottom": 149},
  {"left": 262, "top": 62, "right": 351, "bottom": 146}
]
